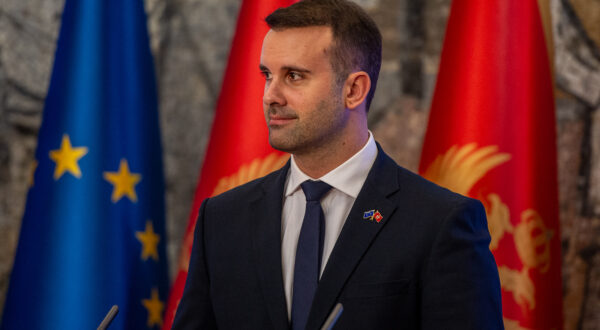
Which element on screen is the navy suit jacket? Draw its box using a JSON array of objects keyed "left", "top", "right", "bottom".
[{"left": 172, "top": 146, "right": 503, "bottom": 329}]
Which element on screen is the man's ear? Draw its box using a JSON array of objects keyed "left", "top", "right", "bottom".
[{"left": 343, "top": 71, "right": 371, "bottom": 110}]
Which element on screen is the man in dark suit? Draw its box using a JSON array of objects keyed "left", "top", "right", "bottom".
[{"left": 173, "top": 0, "right": 503, "bottom": 329}]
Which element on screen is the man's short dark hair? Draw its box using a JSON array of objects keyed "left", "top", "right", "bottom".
[{"left": 265, "top": 0, "right": 382, "bottom": 111}]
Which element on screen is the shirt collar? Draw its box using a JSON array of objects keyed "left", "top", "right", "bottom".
[{"left": 285, "top": 131, "right": 378, "bottom": 198}]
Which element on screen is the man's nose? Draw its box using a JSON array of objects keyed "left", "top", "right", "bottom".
[{"left": 263, "top": 79, "right": 286, "bottom": 106}]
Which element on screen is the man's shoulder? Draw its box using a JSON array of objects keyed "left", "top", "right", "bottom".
[
  {"left": 377, "top": 155, "right": 486, "bottom": 235},
  {"left": 206, "top": 163, "right": 287, "bottom": 205},
  {"left": 399, "top": 165, "right": 469, "bottom": 204},
  {"left": 377, "top": 150, "right": 479, "bottom": 212}
]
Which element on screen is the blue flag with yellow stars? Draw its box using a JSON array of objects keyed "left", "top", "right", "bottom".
[{"left": 1, "top": 0, "right": 168, "bottom": 329}]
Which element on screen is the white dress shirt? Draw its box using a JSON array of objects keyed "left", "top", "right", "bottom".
[{"left": 281, "top": 132, "right": 378, "bottom": 318}]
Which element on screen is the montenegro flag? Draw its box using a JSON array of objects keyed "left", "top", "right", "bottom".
[
  {"left": 162, "top": 1, "right": 295, "bottom": 328},
  {"left": 419, "top": 0, "right": 562, "bottom": 328}
]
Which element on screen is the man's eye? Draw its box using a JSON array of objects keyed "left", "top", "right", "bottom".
[
  {"left": 288, "top": 72, "right": 302, "bottom": 81},
  {"left": 261, "top": 71, "right": 272, "bottom": 80}
]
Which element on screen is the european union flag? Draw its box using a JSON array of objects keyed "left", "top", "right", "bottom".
[{"left": 2, "top": 0, "right": 168, "bottom": 329}]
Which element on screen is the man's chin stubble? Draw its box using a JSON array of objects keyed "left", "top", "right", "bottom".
[{"left": 268, "top": 129, "right": 300, "bottom": 154}]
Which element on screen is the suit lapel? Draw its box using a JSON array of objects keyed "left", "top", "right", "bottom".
[
  {"left": 307, "top": 147, "right": 401, "bottom": 329},
  {"left": 251, "top": 162, "right": 290, "bottom": 330}
]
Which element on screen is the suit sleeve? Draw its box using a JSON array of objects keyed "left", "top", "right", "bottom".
[
  {"left": 171, "top": 199, "right": 218, "bottom": 330},
  {"left": 421, "top": 198, "right": 504, "bottom": 329}
]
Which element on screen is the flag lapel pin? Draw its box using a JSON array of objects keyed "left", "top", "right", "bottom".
[
  {"left": 363, "top": 210, "right": 383, "bottom": 223},
  {"left": 373, "top": 210, "right": 383, "bottom": 223}
]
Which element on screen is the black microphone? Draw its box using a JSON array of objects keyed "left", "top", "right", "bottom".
[
  {"left": 320, "top": 303, "right": 343, "bottom": 330},
  {"left": 97, "top": 305, "right": 119, "bottom": 330}
]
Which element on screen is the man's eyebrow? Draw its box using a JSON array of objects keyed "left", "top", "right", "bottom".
[
  {"left": 258, "top": 64, "right": 311, "bottom": 74},
  {"left": 282, "top": 65, "right": 311, "bottom": 73}
]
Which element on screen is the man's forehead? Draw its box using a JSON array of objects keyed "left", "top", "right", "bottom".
[
  {"left": 265, "top": 25, "right": 332, "bottom": 40},
  {"left": 260, "top": 26, "right": 333, "bottom": 68}
]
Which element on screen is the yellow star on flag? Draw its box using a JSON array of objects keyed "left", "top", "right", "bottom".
[
  {"left": 136, "top": 221, "right": 160, "bottom": 261},
  {"left": 49, "top": 134, "right": 88, "bottom": 180},
  {"left": 103, "top": 159, "right": 141, "bottom": 203},
  {"left": 142, "top": 288, "right": 164, "bottom": 328}
]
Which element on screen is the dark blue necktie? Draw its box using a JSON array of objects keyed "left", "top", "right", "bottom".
[{"left": 291, "top": 180, "right": 332, "bottom": 330}]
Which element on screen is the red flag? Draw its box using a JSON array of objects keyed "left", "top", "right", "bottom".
[
  {"left": 418, "top": 0, "right": 562, "bottom": 328},
  {"left": 162, "top": 1, "right": 295, "bottom": 328}
]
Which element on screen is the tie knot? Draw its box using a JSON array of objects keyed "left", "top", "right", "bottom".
[{"left": 301, "top": 180, "right": 332, "bottom": 202}]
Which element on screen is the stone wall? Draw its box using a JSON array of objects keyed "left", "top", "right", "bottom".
[{"left": 0, "top": 0, "right": 598, "bottom": 328}]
